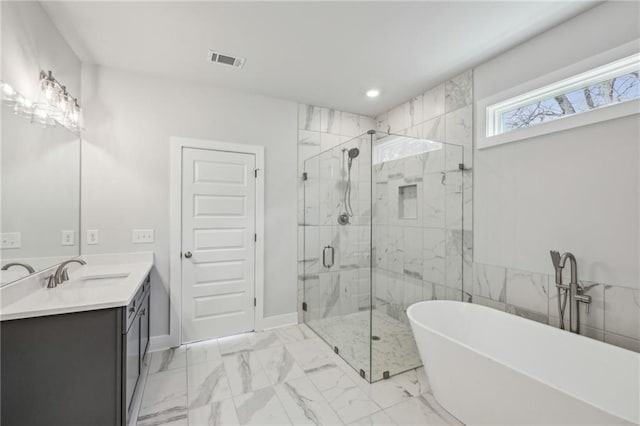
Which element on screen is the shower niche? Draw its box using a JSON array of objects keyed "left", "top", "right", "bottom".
[{"left": 302, "top": 130, "right": 465, "bottom": 382}]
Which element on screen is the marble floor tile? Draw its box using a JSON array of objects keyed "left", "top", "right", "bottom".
[
  {"left": 247, "top": 331, "right": 283, "bottom": 351},
  {"left": 308, "top": 367, "right": 381, "bottom": 424},
  {"left": 223, "top": 350, "right": 272, "bottom": 396},
  {"left": 274, "top": 376, "right": 343, "bottom": 425},
  {"left": 348, "top": 410, "right": 396, "bottom": 426},
  {"left": 137, "top": 395, "right": 188, "bottom": 426},
  {"left": 187, "top": 339, "right": 223, "bottom": 366},
  {"left": 276, "top": 323, "right": 320, "bottom": 344},
  {"left": 285, "top": 339, "right": 337, "bottom": 373},
  {"left": 187, "top": 398, "right": 239, "bottom": 426},
  {"left": 256, "top": 345, "right": 306, "bottom": 385},
  {"left": 148, "top": 347, "right": 187, "bottom": 374},
  {"left": 218, "top": 333, "right": 253, "bottom": 356},
  {"left": 233, "top": 387, "right": 292, "bottom": 425},
  {"left": 188, "top": 359, "right": 233, "bottom": 409},
  {"left": 141, "top": 368, "right": 187, "bottom": 411},
  {"left": 384, "top": 394, "right": 462, "bottom": 426}
]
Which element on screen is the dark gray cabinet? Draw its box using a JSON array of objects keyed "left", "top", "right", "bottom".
[{"left": 1, "top": 274, "right": 151, "bottom": 426}]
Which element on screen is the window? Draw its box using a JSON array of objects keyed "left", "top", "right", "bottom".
[
  {"left": 373, "top": 135, "right": 442, "bottom": 165},
  {"left": 486, "top": 52, "right": 640, "bottom": 139}
]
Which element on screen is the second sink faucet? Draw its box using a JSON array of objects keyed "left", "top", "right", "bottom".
[
  {"left": 46, "top": 259, "right": 87, "bottom": 288},
  {"left": 549, "top": 250, "right": 591, "bottom": 334}
]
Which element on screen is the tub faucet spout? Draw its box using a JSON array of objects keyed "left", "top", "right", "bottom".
[{"left": 550, "top": 251, "right": 591, "bottom": 334}]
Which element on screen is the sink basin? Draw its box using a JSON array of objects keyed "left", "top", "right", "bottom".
[{"left": 66, "top": 272, "right": 130, "bottom": 288}]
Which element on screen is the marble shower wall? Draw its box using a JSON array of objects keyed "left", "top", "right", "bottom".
[
  {"left": 297, "top": 105, "right": 376, "bottom": 322},
  {"left": 372, "top": 70, "right": 474, "bottom": 323},
  {"left": 473, "top": 262, "right": 640, "bottom": 352}
]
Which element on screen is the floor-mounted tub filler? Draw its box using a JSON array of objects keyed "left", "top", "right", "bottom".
[{"left": 408, "top": 301, "right": 640, "bottom": 425}]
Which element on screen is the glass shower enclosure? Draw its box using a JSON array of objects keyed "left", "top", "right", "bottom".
[{"left": 302, "top": 130, "right": 464, "bottom": 382}]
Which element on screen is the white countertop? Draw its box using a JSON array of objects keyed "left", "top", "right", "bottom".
[{"left": 0, "top": 253, "right": 153, "bottom": 321}]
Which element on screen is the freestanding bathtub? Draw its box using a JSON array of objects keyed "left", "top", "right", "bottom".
[{"left": 407, "top": 300, "right": 640, "bottom": 425}]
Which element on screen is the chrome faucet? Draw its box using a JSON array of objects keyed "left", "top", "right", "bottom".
[
  {"left": 46, "top": 259, "right": 86, "bottom": 288},
  {"left": 549, "top": 250, "right": 591, "bottom": 334},
  {"left": 1, "top": 262, "right": 36, "bottom": 274}
]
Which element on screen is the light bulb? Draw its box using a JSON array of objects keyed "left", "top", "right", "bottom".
[{"left": 366, "top": 89, "right": 380, "bottom": 98}]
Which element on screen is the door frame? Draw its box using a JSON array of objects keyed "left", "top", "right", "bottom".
[{"left": 169, "top": 137, "right": 265, "bottom": 348}]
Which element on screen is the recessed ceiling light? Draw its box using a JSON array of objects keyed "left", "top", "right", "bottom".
[{"left": 366, "top": 89, "right": 380, "bottom": 98}]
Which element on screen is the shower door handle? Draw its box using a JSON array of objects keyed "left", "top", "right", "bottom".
[{"left": 322, "top": 246, "right": 334, "bottom": 269}]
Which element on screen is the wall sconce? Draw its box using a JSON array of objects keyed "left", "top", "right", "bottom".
[{"left": 0, "top": 70, "right": 83, "bottom": 133}]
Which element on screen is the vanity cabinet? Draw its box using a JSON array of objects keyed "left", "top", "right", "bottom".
[{"left": 0, "top": 274, "right": 151, "bottom": 426}]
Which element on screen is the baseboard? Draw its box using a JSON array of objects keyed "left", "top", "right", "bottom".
[
  {"left": 149, "top": 334, "right": 176, "bottom": 352},
  {"left": 259, "top": 312, "right": 298, "bottom": 330}
]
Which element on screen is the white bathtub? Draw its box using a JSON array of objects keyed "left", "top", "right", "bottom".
[{"left": 407, "top": 300, "right": 640, "bottom": 425}]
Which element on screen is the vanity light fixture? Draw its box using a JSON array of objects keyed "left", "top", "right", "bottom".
[
  {"left": 0, "top": 71, "right": 84, "bottom": 133},
  {"left": 366, "top": 89, "right": 380, "bottom": 98}
]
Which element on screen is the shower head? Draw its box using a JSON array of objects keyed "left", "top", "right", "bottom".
[{"left": 348, "top": 148, "right": 360, "bottom": 159}]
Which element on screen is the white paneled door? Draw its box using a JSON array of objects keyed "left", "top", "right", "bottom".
[{"left": 181, "top": 147, "right": 256, "bottom": 344}]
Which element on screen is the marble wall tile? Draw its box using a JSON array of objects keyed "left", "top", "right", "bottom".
[
  {"left": 422, "top": 116, "right": 444, "bottom": 142},
  {"left": 387, "top": 105, "right": 405, "bottom": 134},
  {"left": 423, "top": 228, "right": 445, "bottom": 287},
  {"left": 341, "top": 112, "right": 363, "bottom": 137},
  {"left": 473, "top": 263, "right": 506, "bottom": 302},
  {"left": 604, "top": 285, "right": 640, "bottom": 340},
  {"left": 423, "top": 147, "right": 445, "bottom": 174},
  {"left": 298, "top": 104, "right": 321, "bottom": 132},
  {"left": 319, "top": 272, "right": 340, "bottom": 319},
  {"left": 405, "top": 95, "right": 423, "bottom": 129},
  {"left": 423, "top": 84, "right": 445, "bottom": 121},
  {"left": 297, "top": 129, "right": 321, "bottom": 147},
  {"left": 376, "top": 113, "right": 389, "bottom": 133},
  {"left": 444, "top": 144, "right": 463, "bottom": 173},
  {"left": 506, "top": 304, "right": 549, "bottom": 325},
  {"left": 422, "top": 173, "right": 445, "bottom": 228},
  {"left": 444, "top": 171, "right": 463, "bottom": 230},
  {"left": 604, "top": 331, "right": 640, "bottom": 352},
  {"left": 302, "top": 179, "right": 320, "bottom": 225},
  {"left": 403, "top": 227, "right": 422, "bottom": 279},
  {"left": 320, "top": 108, "right": 341, "bottom": 135},
  {"left": 445, "top": 70, "right": 472, "bottom": 113},
  {"left": 505, "top": 268, "right": 549, "bottom": 316},
  {"left": 386, "top": 273, "right": 404, "bottom": 321},
  {"left": 339, "top": 269, "right": 360, "bottom": 315},
  {"left": 403, "top": 276, "right": 423, "bottom": 311},
  {"left": 234, "top": 387, "right": 292, "bottom": 425},
  {"left": 474, "top": 295, "right": 506, "bottom": 311},
  {"left": 445, "top": 105, "right": 473, "bottom": 167},
  {"left": 445, "top": 229, "right": 463, "bottom": 290},
  {"left": 320, "top": 132, "right": 342, "bottom": 153},
  {"left": 386, "top": 226, "right": 404, "bottom": 274}
]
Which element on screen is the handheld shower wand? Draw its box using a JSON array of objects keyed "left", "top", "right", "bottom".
[{"left": 550, "top": 250, "right": 569, "bottom": 330}]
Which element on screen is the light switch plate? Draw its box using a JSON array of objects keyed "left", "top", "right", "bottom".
[
  {"left": 61, "top": 230, "right": 75, "bottom": 246},
  {"left": 132, "top": 229, "right": 154, "bottom": 244},
  {"left": 87, "top": 229, "right": 99, "bottom": 245},
  {"left": 1, "top": 232, "right": 21, "bottom": 249}
]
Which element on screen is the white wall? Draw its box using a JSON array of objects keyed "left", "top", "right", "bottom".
[
  {"left": 80, "top": 65, "right": 299, "bottom": 338},
  {"left": 474, "top": 1, "right": 640, "bottom": 288}
]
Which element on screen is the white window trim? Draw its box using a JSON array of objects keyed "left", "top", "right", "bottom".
[{"left": 478, "top": 40, "right": 640, "bottom": 150}]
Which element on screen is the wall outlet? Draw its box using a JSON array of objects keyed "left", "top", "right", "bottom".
[
  {"left": 87, "top": 229, "right": 99, "bottom": 245},
  {"left": 61, "top": 230, "right": 75, "bottom": 246},
  {"left": 1, "top": 232, "right": 21, "bottom": 249},
  {"left": 132, "top": 229, "right": 154, "bottom": 244}
]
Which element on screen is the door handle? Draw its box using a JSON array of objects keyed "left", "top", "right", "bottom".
[
  {"left": 322, "top": 246, "right": 334, "bottom": 268},
  {"left": 184, "top": 251, "right": 192, "bottom": 259}
]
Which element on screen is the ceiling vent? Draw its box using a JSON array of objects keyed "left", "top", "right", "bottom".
[{"left": 208, "top": 50, "right": 245, "bottom": 69}]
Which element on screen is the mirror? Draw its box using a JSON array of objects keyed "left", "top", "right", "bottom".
[{"left": 1, "top": 104, "right": 81, "bottom": 285}]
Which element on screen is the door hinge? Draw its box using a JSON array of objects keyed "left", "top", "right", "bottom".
[
  {"left": 302, "top": 302, "right": 307, "bottom": 312},
  {"left": 254, "top": 233, "right": 257, "bottom": 242},
  {"left": 302, "top": 172, "right": 308, "bottom": 181},
  {"left": 254, "top": 169, "right": 259, "bottom": 178},
  {"left": 254, "top": 297, "right": 257, "bottom": 307}
]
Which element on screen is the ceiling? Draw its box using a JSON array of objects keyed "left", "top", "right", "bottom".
[{"left": 42, "top": 1, "right": 599, "bottom": 116}]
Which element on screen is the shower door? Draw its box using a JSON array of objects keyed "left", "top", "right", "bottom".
[{"left": 302, "top": 133, "right": 373, "bottom": 379}]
